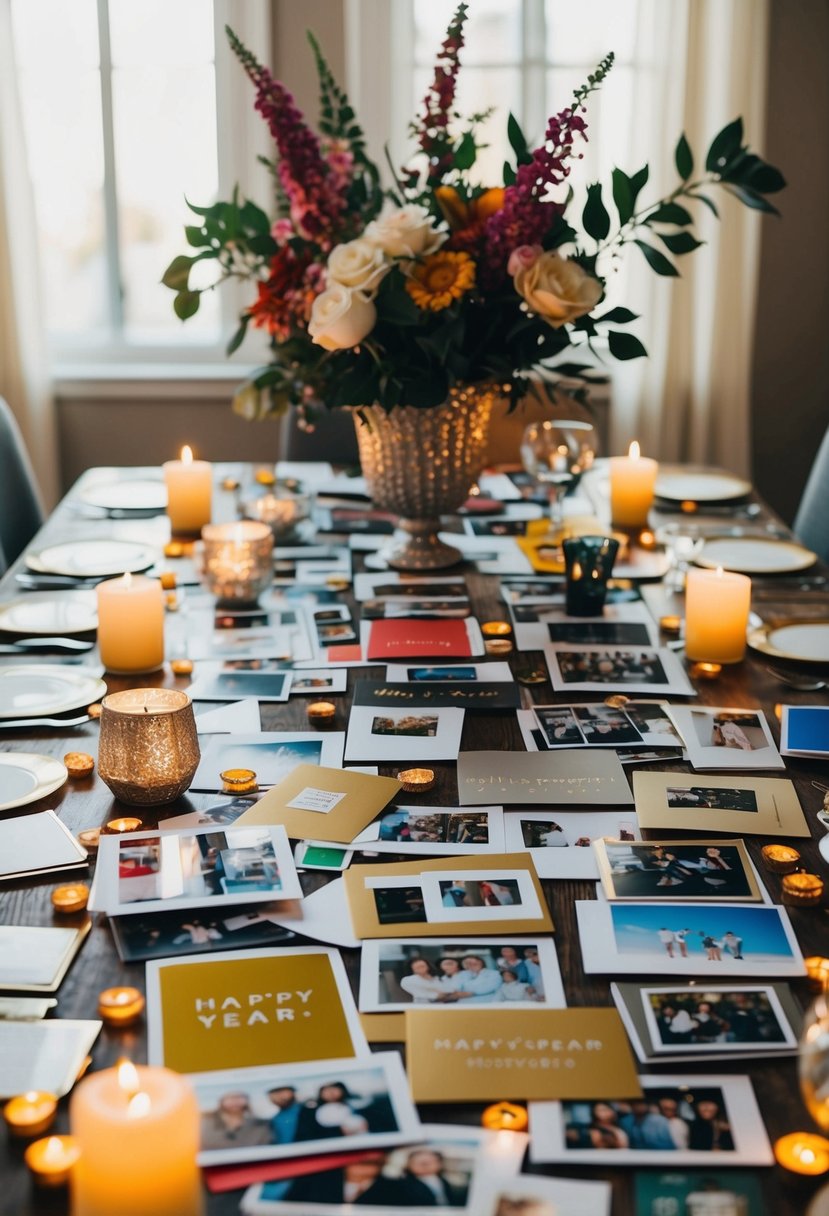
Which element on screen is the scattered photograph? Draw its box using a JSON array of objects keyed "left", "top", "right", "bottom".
[
  {"left": 504, "top": 811, "right": 639, "bottom": 880},
  {"left": 633, "top": 772, "right": 810, "bottom": 838},
  {"left": 576, "top": 900, "right": 805, "bottom": 977},
  {"left": 191, "top": 733, "right": 344, "bottom": 793},
  {"left": 385, "top": 662, "right": 514, "bottom": 683},
  {"left": 668, "top": 785, "right": 754, "bottom": 811},
  {"left": 289, "top": 670, "right": 347, "bottom": 695},
  {"left": 192, "top": 1054, "right": 419, "bottom": 1166},
  {"left": 187, "top": 627, "right": 295, "bottom": 662},
  {"left": 187, "top": 671, "right": 293, "bottom": 703},
  {"left": 499, "top": 577, "right": 565, "bottom": 603},
  {"left": 420, "top": 869, "right": 544, "bottom": 924},
  {"left": 640, "top": 985, "right": 798, "bottom": 1054},
  {"left": 533, "top": 707, "right": 585, "bottom": 747},
  {"left": 466, "top": 518, "right": 531, "bottom": 537},
  {"left": 352, "top": 806, "right": 506, "bottom": 855},
  {"left": 109, "top": 905, "right": 295, "bottom": 963},
  {"left": 668, "top": 706, "right": 784, "bottom": 771},
  {"left": 239, "top": 1124, "right": 526, "bottom": 1215},
  {"left": 633, "top": 1169, "right": 767, "bottom": 1215},
  {"left": 362, "top": 599, "right": 472, "bottom": 620},
  {"left": 162, "top": 799, "right": 253, "bottom": 831},
  {"left": 317, "top": 622, "right": 358, "bottom": 646},
  {"left": 365, "top": 876, "right": 428, "bottom": 926},
  {"left": 344, "top": 705, "right": 465, "bottom": 763},
  {"left": 469, "top": 1173, "right": 611, "bottom": 1216},
  {"left": 92, "top": 824, "right": 301, "bottom": 917},
  {"left": 359, "top": 937, "right": 563, "bottom": 1012},
  {"left": 594, "top": 838, "right": 762, "bottom": 902},
  {"left": 544, "top": 644, "right": 694, "bottom": 696},
  {"left": 546, "top": 621, "right": 653, "bottom": 645},
  {"left": 529, "top": 1075, "right": 773, "bottom": 1165},
  {"left": 354, "top": 574, "right": 468, "bottom": 602},
  {"left": 371, "top": 714, "right": 440, "bottom": 738}
]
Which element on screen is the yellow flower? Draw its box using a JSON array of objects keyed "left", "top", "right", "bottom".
[{"left": 406, "top": 251, "right": 476, "bottom": 312}]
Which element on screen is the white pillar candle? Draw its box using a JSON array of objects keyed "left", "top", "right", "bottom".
[
  {"left": 96, "top": 574, "right": 165, "bottom": 674},
  {"left": 685, "top": 566, "right": 752, "bottom": 663},
  {"left": 163, "top": 445, "right": 212, "bottom": 535},
  {"left": 610, "top": 441, "right": 658, "bottom": 528},
  {"left": 70, "top": 1061, "right": 202, "bottom": 1216}
]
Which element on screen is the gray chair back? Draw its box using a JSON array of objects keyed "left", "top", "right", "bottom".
[
  {"left": 0, "top": 397, "right": 45, "bottom": 574},
  {"left": 279, "top": 409, "right": 360, "bottom": 466},
  {"left": 793, "top": 426, "right": 829, "bottom": 564}
]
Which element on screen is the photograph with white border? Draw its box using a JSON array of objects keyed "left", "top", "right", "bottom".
[
  {"left": 191, "top": 733, "right": 345, "bottom": 791},
  {"left": 528, "top": 1075, "right": 772, "bottom": 1166},
  {"left": 639, "top": 983, "right": 798, "bottom": 1056},
  {"left": 352, "top": 806, "right": 505, "bottom": 855},
  {"left": 504, "top": 811, "right": 640, "bottom": 880},
  {"left": 667, "top": 705, "right": 784, "bottom": 771},
  {"left": 420, "top": 869, "right": 543, "bottom": 924},
  {"left": 544, "top": 645, "right": 695, "bottom": 696},
  {"left": 359, "top": 937, "right": 564, "bottom": 1012},
  {"left": 385, "top": 662, "right": 513, "bottom": 683},
  {"left": 344, "top": 705, "right": 465, "bottom": 763},
  {"left": 512, "top": 600, "right": 657, "bottom": 651},
  {"left": 467, "top": 1170, "right": 611, "bottom": 1216},
  {"left": 289, "top": 670, "right": 348, "bottom": 695}
]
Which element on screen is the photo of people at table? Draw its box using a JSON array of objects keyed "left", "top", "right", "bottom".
[
  {"left": 644, "top": 987, "right": 791, "bottom": 1050},
  {"left": 666, "top": 786, "right": 759, "bottom": 813},
  {"left": 376, "top": 809, "right": 490, "bottom": 845},
  {"left": 375, "top": 941, "right": 547, "bottom": 1007},
  {"left": 601, "top": 841, "right": 756, "bottom": 899},
  {"left": 117, "top": 828, "right": 284, "bottom": 905},
  {"left": 562, "top": 1086, "right": 735, "bottom": 1153},
  {"left": 555, "top": 648, "right": 671, "bottom": 686}
]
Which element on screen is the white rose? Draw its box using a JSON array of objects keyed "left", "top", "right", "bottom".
[
  {"left": 512, "top": 250, "right": 603, "bottom": 328},
  {"left": 364, "top": 203, "right": 447, "bottom": 260},
  {"left": 327, "top": 239, "right": 388, "bottom": 296},
  {"left": 308, "top": 284, "right": 376, "bottom": 351}
]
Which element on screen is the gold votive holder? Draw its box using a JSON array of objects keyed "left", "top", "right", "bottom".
[
  {"left": 104, "top": 817, "right": 143, "bottom": 834},
  {"left": 170, "top": 657, "right": 194, "bottom": 676},
  {"left": 159, "top": 571, "right": 177, "bottom": 591},
  {"left": 3, "top": 1092, "right": 58, "bottom": 1139},
  {"left": 481, "top": 1101, "right": 529, "bottom": 1132},
  {"left": 690, "top": 661, "right": 722, "bottom": 680},
  {"left": 659, "top": 615, "right": 682, "bottom": 635},
  {"left": 24, "top": 1135, "right": 80, "bottom": 1187},
  {"left": 307, "top": 700, "right": 337, "bottom": 728},
  {"left": 326, "top": 576, "right": 350, "bottom": 591},
  {"left": 51, "top": 884, "right": 90, "bottom": 915},
  {"left": 481, "top": 621, "right": 513, "bottom": 638},
  {"left": 87, "top": 702, "right": 103, "bottom": 720},
  {"left": 76, "top": 828, "right": 101, "bottom": 852},
  {"left": 98, "top": 688, "right": 200, "bottom": 807},
  {"left": 774, "top": 1132, "right": 829, "bottom": 1175},
  {"left": 163, "top": 541, "right": 185, "bottom": 559},
  {"left": 63, "top": 752, "right": 94, "bottom": 778},
  {"left": 397, "top": 768, "right": 436, "bottom": 794},
  {"left": 97, "top": 986, "right": 145, "bottom": 1027},
  {"left": 604, "top": 694, "right": 631, "bottom": 709},
  {"left": 805, "top": 957, "right": 829, "bottom": 993},
  {"left": 782, "top": 872, "right": 825, "bottom": 907},
  {"left": 254, "top": 466, "right": 276, "bottom": 486},
  {"left": 638, "top": 529, "right": 657, "bottom": 549},
  {"left": 485, "top": 637, "right": 513, "bottom": 655},
  {"left": 220, "top": 768, "right": 258, "bottom": 795},
  {"left": 200, "top": 520, "right": 274, "bottom": 604},
  {"left": 221, "top": 476, "right": 240, "bottom": 492},
  {"left": 761, "top": 844, "right": 801, "bottom": 874}
]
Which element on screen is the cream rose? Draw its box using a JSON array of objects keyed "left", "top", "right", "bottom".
[
  {"left": 512, "top": 250, "right": 602, "bottom": 328},
  {"left": 308, "top": 284, "right": 376, "bottom": 351},
  {"left": 364, "top": 203, "right": 447, "bottom": 260},
  {"left": 326, "top": 238, "right": 388, "bottom": 295}
]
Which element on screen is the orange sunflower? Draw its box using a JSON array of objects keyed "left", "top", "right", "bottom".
[{"left": 406, "top": 250, "right": 476, "bottom": 312}]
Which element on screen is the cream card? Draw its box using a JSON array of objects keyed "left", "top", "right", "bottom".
[{"left": 632, "top": 771, "right": 810, "bottom": 837}]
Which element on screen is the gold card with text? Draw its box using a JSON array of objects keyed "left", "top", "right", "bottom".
[
  {"left": 406, "top": 1007, "right": 641, "bottom": 1102},
  {"left": 236, "top": 764, "right": 402, "bottom": 843}
]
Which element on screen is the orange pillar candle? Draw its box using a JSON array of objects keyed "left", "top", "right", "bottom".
[
  {"left": 70, "top": 1060, "right": 203, "bottom": 1216},
  {"left": 684, "top": 566, "right": 751, "bottom": 663},
  {"left": 163, "top": 445, "right": 212, "bottom": 535},
  {"left": 610, "top": 442, "right": 658, "bottom": 528},
  {"left": 96, "top": 574, "right": 165, "bottom": 674}
]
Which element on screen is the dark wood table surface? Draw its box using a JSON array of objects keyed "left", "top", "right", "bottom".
[{"left": 1, "top": 465, "right": 828, "bottom": 1215}]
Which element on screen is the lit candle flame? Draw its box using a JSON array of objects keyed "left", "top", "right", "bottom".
[
  {"left": 716, "top": 566, "right": 724, "bottom": 577},
  {"left": 126, "top": 1091, "right": 152, "bottom": 1120},
  {"left": 801, "top": 1148, "right": 816, "bottom": 1165},
  {"left": 628, "top": 441, "right": 641, "bottom": 460},
  {"left": 117, "top": 1059, "right": 140, "bottom": 1098},
  {"left": 181, "top": 445, "right": 193, "bottom": 464},
  {"left": 43, "top": 1137, "right": 66, "bottom": 1164},
  {"left": 122, "top": 571, "right": 132, "bottom": 590}
]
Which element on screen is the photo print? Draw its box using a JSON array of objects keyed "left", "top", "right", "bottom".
[
  {"left": 504, "top": 811, "right": 640, "bottom": 880},
  {"left": 633, "top": 772, "right": 810, "bottom": 838},
  {"left": 359, "top": 937, "right": 564, "bottom": 1012},
  {"left": 385, "top": 662, "right": 514, "bottom": 683},
  {"left": 529, "top": 1075, "right": 772, "bottom": 1165},
  {"left": 594, "top": 838, "right": 762, "bottom": 902},
  {"left": 191, "top": 733, "right": 345, "bottom": 793},
  {"left": 366, "top": 876, "right": 428, "bottom": 926},
  {"left": 353, "top": 574, "right": 468, "bottom": 602},
  {"left": 467, "top": 1173, "right": 611, "bottom": 1216},
  {"left": 544, "top": 644, "right": 694, "bottom": 696},
  {"left": 289, "top": 670, "right": 347, "bottom": 695},
  {"left": 187, "top": 670, "right": 293, "bottom": 703},
  {"left": 420, "top": 869, "right": 544, "bottom": 924},
  {"left": 667, "top": 705, "right": 784, "bottom": 771},
  {"left": 352, "top": 806, "right": 506, "bottom": 855},
  {"left": 640, "top": 985, "right": 798, "bottom": 1055},
  {"left": 633, "top": 1171, "right": 764, "bottom": 1216},
  {"left": 109, "top": 905, "right": 295, "bottom": 963},
  {"left": 344, "top": 705, "right": 465, "bottom": 763}
]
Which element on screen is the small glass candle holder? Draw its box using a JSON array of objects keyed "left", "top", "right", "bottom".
[
  {"left": 3, "top": 1092, "right": 58, "bottom": 1138},
  {"left": 481, "top": 1101, "right": 529, "bottom": 1132},
  {"left": 805, "top": 958, "right": 829, "bottom": 993},
  {"left": 220, "top": 768, "right": 259, "bottom": 795},
  {"left": 24, "top": 1135, "right": 81, "bottom": 1187},
  {"left": 104, "top": 817, "right": 143, "bottom": 834},
  {"left": 77, "top": 827, "right": 102, "bottom": 852},
  {"left": 397, "top": 768, "right": 436, "bottom": 793},
  {"left": 200, "top": 521, "right": 274, "bottom": 605},
  {"left": 690, "top": 661, "right": 722, "bottom": 680},
  {"left": 98, "top": 689, "right": 200, "bottom": 807},
  {"left": 51, "top": 884, "right": 90, "bottom": 914},
  {"left": 307, "top": 701, "right": 337, "bottom": 728},
  {"left": 562, "top": 535, "right": 619, "bottom": 616},
  {"left": 774, "top": 1132, "right": 829, "bottom": 1175},
  {"left": 97, "top": 987, "right": 146, "bottom": 1027},
  {"left": 761, "top": 844, "right": 801, "bottom": 874},
  {"left": 783, "top": 873, "right": 825, "bottom": 906},
  {"left": 64, "top": 752, "right": 95, "bottom": 778},
  {"left": 170, "top": 657, "right": 194, "bottom": 676},
  {"left": 484, "top": 637, "right": 513, "bottom": 655},
  {"left": 242, "top": 491, "right": 310, "bottom": 541}
]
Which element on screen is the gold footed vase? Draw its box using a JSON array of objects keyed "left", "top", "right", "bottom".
[{"left": 352, "top": 385, "right": 498, "bottom": 571}]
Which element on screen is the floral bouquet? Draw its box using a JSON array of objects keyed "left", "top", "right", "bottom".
[{"left": 164, "top": 3, "right": 783, "bottom": 424}]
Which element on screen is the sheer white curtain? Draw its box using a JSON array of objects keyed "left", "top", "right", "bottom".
[
  {"left": 609, "top": 0, "right": 770, "bottom": 474},
  {"left": 0, "top": 0, "right": 58, "bottom": 506}
]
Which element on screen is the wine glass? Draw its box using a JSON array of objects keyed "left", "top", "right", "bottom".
[
  {"left": 520, "top": 419, "right": 597, "bottom": 535},
  {"left": 799, "top": 991, "right": 829, "bottom": 1133}
]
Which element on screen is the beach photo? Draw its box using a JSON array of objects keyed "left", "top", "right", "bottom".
[{"left": 191, "top": 733, "right": 344, "bottom": 792}]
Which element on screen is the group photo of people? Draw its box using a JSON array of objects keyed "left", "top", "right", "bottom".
[
  {"left": 645, "top": 988, "right": 790, "bottom": 1049},
  {"left": 371, "top": 714, "right": 439, "bottom": 737},
  {"left": 555, "top": 648, "right": 670, "bottom": 686},
  {"left": 438, "top": 878, "right": 521, "bottom": 908},
  {"left": 666, "top": 785, "right": 760, "bottom": 813},
  {"left": 562, "top": 1087, "right": 735, "bottom": 1154},
  {"left": 376, "top": 809, "right": 490, "bottom": 845},
  {"left": 376, "top": 942, "right": 547, "bottom": 1007},
  {"left": 601, "top": 841, "right": 756, "bottom": 900}
]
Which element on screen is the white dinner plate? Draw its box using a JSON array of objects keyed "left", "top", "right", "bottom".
[
  {"left": 0, "top": 591, "right": 98, "bottom": 636},
  {"left": 78, "top": 479, "right": 167, "bottom": 511},
  {"left": 0, "top": 666, "right": 107, "bottom": 718},
  {"left": 26, "top": 540, "right": 156, "bottom": 578},
  {"left": 654, "top": 471, "right": 753, "bottom": 502},
  {"left": 748, "top": 619, "right": 829, "bottom": 664},
  {"left": 0, "top": 753, "right": 68, "bottom": 812},
  {"left": 695, "top": 536, "right": 817, "bottom": 574}
]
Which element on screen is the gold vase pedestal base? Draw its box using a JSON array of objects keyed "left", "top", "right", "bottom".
[{"left": 383, "top": 518, "right": 463, "bottom": 571}]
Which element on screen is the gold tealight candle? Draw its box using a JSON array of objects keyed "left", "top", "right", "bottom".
[
  {"left": 397, "top": 768, "right": 436, "bottom": 794},
  {"left": 220, "top": 768, "right": 259, "bottom": 795},
  {"left": 24, "top": 1135, "right": 81, "bottom": 1187},
  {"left": 805, "top": 957, "right": 829, "bottom": 993},
  {"left": 77, "top": 827, "right": 101, "bottom": 852},
  {"left": 690, "top": 661, "right": 722, "bottom": 680},
  {"left": 97, "top": 987, "right": 146, "bottom": 1027},
  {"left": 782, "top": 872, "right": 825, "bottom": 907},
  {"left": 774, "top": 1132, "right": 829, "bottom": 1175},
  {"left": 3, "top": 1091, "right": 58, "bottom": 1138},
  {"left": 64, "top": 751, "right": 95, "bottom": 778},
  {"left": 481, "top": 1101, "right": 529, "bottom": 1132},
  {"left": 484, "top": 637, "right": 513, "bottom": 655},
  {"left": 170, "top": 658, "right": 194, "bottom": 676},
  {"left": 481, "top": 621, "right": 513, "bottom": 638},
  {"left": 307, "top": 701, "right": 337, "bottom": 728},
  {"left": 659, "top": 615, "right": 682, "bottom": 635},
  {"left": 104, "top": 817, "right": 143, "bottom": 834},
  {"left": 51, "top": 884, "right": 90, "bottom": 914},
  {"left": 760, "top": 844, "right": 801, "bottom": 874}
]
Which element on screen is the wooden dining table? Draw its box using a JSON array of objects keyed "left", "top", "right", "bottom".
[{"left": 0, "top": 464, "right": 827, "bottom": 1216}]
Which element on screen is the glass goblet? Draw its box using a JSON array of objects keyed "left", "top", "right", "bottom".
[{"left": 520, "top": 419, "right": 597, "bottom": 536}]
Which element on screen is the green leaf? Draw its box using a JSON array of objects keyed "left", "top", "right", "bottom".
[
  {"left": 608, "top": 330, "right": 648, "bottom": 360},
  {"left": 162, "top": 255, "right": 193, "bottom": 291},
  {"left": 184, "top": 197, "right": 214, "bottom": 218},
  {"left": 722, "top": 183, "right": 780, "bottom": 216},
  {"left": 657, "top": 230, "right": 704, "bottom": 255},
  {"left": 595, "top": 306, "right": 639, "bottom": 324},
  {"left": 689, "top": 191, "right": 719, "bottom": 218},
  {"left": 507, "top": 112, "right": 531, "bottom": 163},
  {"left": 375, "top": 268, "right": 421, "bottom": 326},
  {"left": 184, "top": 225, "right": 211, "bottom": 247},
  {"left": 454, "top": 131, "right": 477, "bottom": 171},
  {"left": 647, "top": 202, "right": 693, "bottom": 226},
  {"left": 173, "top": 290, "right": 200, "bottom": 320},
  {"left": 226, "top": 314, "right": 251, "bottom": 356},
  {"left": 634, "top": 239, "right": 679, "bottom": 276},
  {"left": 502, "top": 160, "right": 516, "bottom": 187},
  {"left": 675, "top": 133, "right": 693, "bottom": 180},
  {"left": 239, "top": 200, "right": 271, "bottom": 234},
  {"left": 611, "top": 168, "right": 633, "bottom": 225},
  {"left": 582, "top": 184, "right": 611, "bottom": 241},
  {"left": 706, "top": 117, "right": 744, "bottom": 173},
  {"left": 746, "top": 162, "right": 786, "bottom": 194},
  {"left": 629, "top": 165, "right": 649, "bottom": 203}
]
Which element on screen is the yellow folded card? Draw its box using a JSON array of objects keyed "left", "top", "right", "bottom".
[
  {"left": 235, "top": 764, "right": 402, "bottom": 843},
  {"left": 405, "top": 1007, "right": 641, "bottom": 1103}
]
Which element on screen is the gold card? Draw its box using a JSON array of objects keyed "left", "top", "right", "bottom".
[
  {"left": 632, "top": 771, "right": 811, "bottom": 838},
  {"left": 360, "top": 1012, "right": 405, "bottom": 1043},
  {"left": 146, "top": 947, "right": 366, "bottom": 1074},
  {"left": 405, "top": 1007, "right": 641, "bottom": 1102},
  {"left": 344, "top": 852, "right": 553, "bottom": 939},
  {"left": 235, "top": 764, "right": 402, "bottom": 843}
]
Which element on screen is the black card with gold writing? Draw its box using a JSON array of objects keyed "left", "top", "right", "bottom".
[{"left": 351, "top": 679, "right": 520, "bottom": 712}]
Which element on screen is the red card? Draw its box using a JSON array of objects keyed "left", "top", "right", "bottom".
[
  {"left": 204, "top": 1150, "right": 375, "bottom": 1193},
  {"left": 367, "top": 618, "right": 474, "bottom": 660}
]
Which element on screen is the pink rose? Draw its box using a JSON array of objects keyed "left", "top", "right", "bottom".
[
  {"left": 507, "top": 244, "right": 542, "bottom": 276},
  {"left": 270, "top": 219, "right": 294, "bottom": 245}
]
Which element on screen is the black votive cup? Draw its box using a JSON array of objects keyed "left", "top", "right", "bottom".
[{"left": 563, "top": 535, "right": 620, "bottom": 616}]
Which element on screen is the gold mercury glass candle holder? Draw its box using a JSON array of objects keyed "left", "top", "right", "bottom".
[
  {"left": 200, "top": 521, "right": 274, "bottom": 605},
  {"left": 97, "top": 688, "right": 200, "bottom": 806}
]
